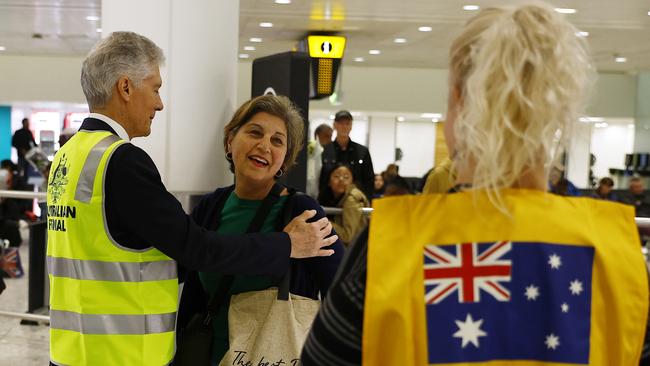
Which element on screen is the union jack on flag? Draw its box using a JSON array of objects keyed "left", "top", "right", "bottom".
[{"left": 424, "top": 241, "right": 512, "bottom": 304}]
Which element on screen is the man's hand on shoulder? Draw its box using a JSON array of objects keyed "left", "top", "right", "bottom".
[{"left": 283, "top": 210, "right": 337, "bottom": 258}]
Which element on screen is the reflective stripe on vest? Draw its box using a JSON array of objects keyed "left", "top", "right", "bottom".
[
  {"left": 50, "top": 309, "right": 176, "bottom": 335},
  {"left": 47, "top": 256, "right": 176, "bottom": 282},
  {"left": 74, "top": 133, "right": 121, "bottom": 203}
]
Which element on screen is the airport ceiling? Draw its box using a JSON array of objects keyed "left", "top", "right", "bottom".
[{"left": 0, "top": 0, "right": 649, "bottom": 72}]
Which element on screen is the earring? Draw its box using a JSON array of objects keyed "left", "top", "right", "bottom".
[
  {"left": 275, "top": 169, "right": 284, "bottom": 178},
  {"left": 226, "top": 152, "right": 233, "bottom": 161}
]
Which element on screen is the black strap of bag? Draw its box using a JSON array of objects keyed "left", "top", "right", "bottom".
[
  {"left": 174, "top": 183, "right": 285, "bottom": 366},
  {"left": 202, "top": 183, "right": 285, "bottom": 322},
  {"left": 276, "top": 189, "right": 300, "bottom": 301}
]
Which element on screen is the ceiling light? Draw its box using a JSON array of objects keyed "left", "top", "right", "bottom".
[
  {"left": 463, "top": 5, "right": 480, "bottom": 11},
  {"left": 615, "top": 56, "right": 627, "bottom": 63},
  {"left": 576, "top": 31, "right": 589, "bottom": 37},
  {"left": 354, "top": 57, "right": 364, "bottom": 62},
  {"left": 239, "top": 54, "right": 250, "bottom": 59},
  {"left": 369, "top": 49, "right": 381, "bottom": 55},
  {"left": 432, "top": 118, "right": 440, "bottom": 123},
  {"left": 259, "top": 22, "right": 273, "bottom": 28},
  {"left": 397, "top": 116, "right": 405, "bottom": 122},
  {"left": 418, "top": 26, "right": 433, "bottom": 32},
  {"left": 329, "top": 114, "right": 335, "bottom": 120},
  {"left": 595, "top": 122, "right": 608, "bottom": 128},
  {"left": 554, "top": 8, "right": 576, "bottom": 14},
  {"left": 275, "top": 0, "right": 291, "bottom": 4},
  {"left": 250, "top": 37, "right": 262, "bottom": 43},
  {"left": 244, "top": 46, "right": 256, "bottom": 51},
  {"left": 421, "top": 113, "right": 442, "bottom": 119},
  {"left": 647, "top": 10, "right": 650, "bottom": 16},
  {"left": 85, "top": 15, "right": 100, "bottom": 21},
  {"left": 393, "top": 38, "right": 407, "bottom": 44},
  {"left": 96, "top": 28, "right": 102, "bottom": 33},
  {"left": 0, "top": 46, "right": 5, "bottom": 51}
]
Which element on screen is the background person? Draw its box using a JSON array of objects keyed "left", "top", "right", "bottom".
[
  {"left": 621, "top": 177, "right": 650, "bottom": 218},
  {"left": 306, "top": 123, "right": 333, "bottom": 198},
  {"left": 320, "top": 110, "right": 375, "bottom": 201},
  {"left": 11, "top": 118, "right": 37, "bottom": 176},
  {"left": 318, "top": 164, "right": 369, "bottom": 247},
  {"left": 592, "top": 177, "right": 617, "bottom": 201}
]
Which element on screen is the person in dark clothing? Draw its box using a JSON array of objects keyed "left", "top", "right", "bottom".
[
  {"left": 373, "top": 173, "right": 385, "bottom": 199},
  {"left": 383, "top": 175, "right": 412, "bottom": 196},
  {"left": 592, "top": 177, "right": 617, "bottom": 201},
  {"left": 11, "top": 118, "right": 37, "bottom": 175},
  {"left": 320, "top": 110, "right": 375, "bottom": 201},
  {"left": 621, "top": 177, "right": 650, "bottom": 217}
]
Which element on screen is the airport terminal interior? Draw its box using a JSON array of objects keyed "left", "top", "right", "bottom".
[{"left": 1, "top": 0, "right": 650, "bottom": 365}]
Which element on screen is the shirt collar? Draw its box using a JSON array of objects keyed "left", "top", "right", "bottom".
[{"left": 88, "top": 113, "right": 131, "bottom": 142}]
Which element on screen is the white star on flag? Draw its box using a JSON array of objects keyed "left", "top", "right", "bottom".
[
  {"left": 453, "top": 313, "right": 487, "bottom": 348},
  {"left": 548, "top": 254, "right": 562, "bottom": 269},
  {"left": 569, "top": 279, "right": 584, "bottom": 295},
  {"left": 524, "top": 285, "right": 540, "bottom": 301},
  {"left": 545, "top": 334, "right": 560, "bottom": 350},
  {"left": 561, "top": 303, "right": 569, "bottom": 313}
]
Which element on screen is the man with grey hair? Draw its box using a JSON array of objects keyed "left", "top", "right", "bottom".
[{"left": 46, "top": 31, "right": 337, "bottom": 366}]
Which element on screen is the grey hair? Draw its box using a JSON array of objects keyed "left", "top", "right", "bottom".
[{"left": 80, "top": 31, "right": 165, "bottom": 109}]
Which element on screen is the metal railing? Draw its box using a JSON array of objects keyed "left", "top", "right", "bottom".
[
  {"left": 2, "top": 194, "right": 650, "bottom": 324},
  {"left": 322, "top": 207, "right": 374, "bottom": 216},
  {"left": 637, "top": 217, "right": 650, "bottom": 229},
  {"left": 0, "top": 190, "right": 46, "bottom": 200},
  {"left": 0, "top": 310, "right": 49, "bottom": 323}
]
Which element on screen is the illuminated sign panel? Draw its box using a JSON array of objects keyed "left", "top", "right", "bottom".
[{"left": 307, "top": 36, "right": 346, "bottom": 58}]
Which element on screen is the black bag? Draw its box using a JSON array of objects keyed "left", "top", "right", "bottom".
[{"left": 174, "top": 183, "right": 284, "bottom": 366}]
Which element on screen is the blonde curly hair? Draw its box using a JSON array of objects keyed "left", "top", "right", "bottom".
[{"left": 448, "top": 3, "right": 595, "bottom": 209}]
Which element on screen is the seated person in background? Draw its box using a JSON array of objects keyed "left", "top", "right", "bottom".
[
  {"left": 0, "top": 168, "right": 23, "bottom": 247},
  {"left": 592, "top": 177, "right": 617, "bottom": 201},
  {"left": 549, "top": 166, "right": 580, "bottom": 196},
  {"left": 303, "top": 3, "right": 648, "bottom": 365},
  {"left": 318, "top": 163, "right": 369, "bottom": 247},
  {"left": 372, "top": 173, "right": 385, "bottom": 199},
  {"left": 383, "top": 175, "right": 412, "bottom": 196},
  {"left": 177, "top": 95, "right": 343, "bottom": 365},
  {"left": 0, "top": 160, "right": 32, "bottom": 224},
  {"left": 382, "top": 163, "right": 400, "bottom": 183},
  {"left": 58, "top": 127, "right": 77, "bottom": 148},
  {"left": 621, "top": 177, "right": 650, "bottom": 218}
]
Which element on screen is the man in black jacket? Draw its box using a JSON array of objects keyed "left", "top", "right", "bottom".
[
  {"left": 11, "top": 118, "right": 37, "bottom": 175},
  {"left": 319, "top": 110, "right": 375, "bottom": 200}
]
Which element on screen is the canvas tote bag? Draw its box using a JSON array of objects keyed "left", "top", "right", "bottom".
[{"left": 219, "top": 269, "right": 320, "bottom": 365}]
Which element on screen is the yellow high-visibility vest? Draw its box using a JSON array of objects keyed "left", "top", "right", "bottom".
[
  {"left": 364, "top": 190, "right": 648, "bottom": 365},
  {"left": 47, "top": 130, "right": 177, "bottom": 366}
]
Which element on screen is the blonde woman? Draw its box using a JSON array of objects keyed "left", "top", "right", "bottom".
[{"left": 303, "top": 3, "right": 648, "bottom": 365}]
